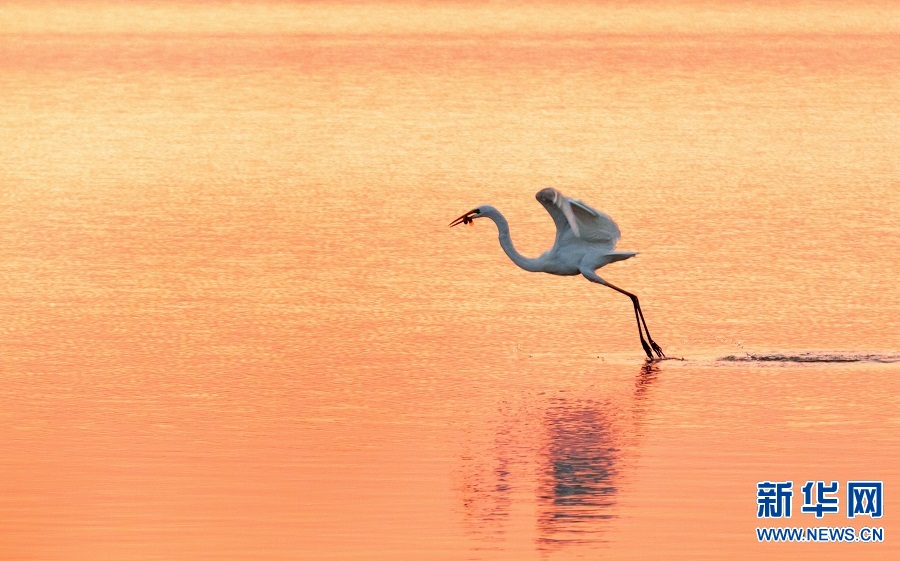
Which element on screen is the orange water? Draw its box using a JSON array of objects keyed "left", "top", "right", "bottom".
[{"left": 1, "top": 2, "right": 899, "bottom": 559}]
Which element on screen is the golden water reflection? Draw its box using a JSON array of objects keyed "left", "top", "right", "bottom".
[
  {"left": 1, "top": 1, "right": 899, "bottom": 559},
  {"left": 461, "top": 364, "right": 662, "bottom": 551}
]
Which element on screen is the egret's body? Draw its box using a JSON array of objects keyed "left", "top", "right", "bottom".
[{"left": 451, "top": 187, "right": 664, "bottom": 360}]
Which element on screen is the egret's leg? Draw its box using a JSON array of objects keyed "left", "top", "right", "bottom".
[
  {"left": 630, "top": 302, "right": 655, "bottom": 360},
  {"left": 616, "top": 287, "right": 662, "bottom": 359},
  {"left": 581, "top": 270, "right": 664, "bottom": 359},
  {"left": 632, "top": 300, "right": 665, "bottom": 359}
]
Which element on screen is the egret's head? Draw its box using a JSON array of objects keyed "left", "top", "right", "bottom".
[
  {"left": 449, "top": 206, "right": 485, "bottom": 228},
  {"left": 535, "top": 187, "right": 556, "bottom": 203}
]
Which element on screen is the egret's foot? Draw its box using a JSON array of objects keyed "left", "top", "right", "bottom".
[
  {"left": 650, "top": 340, "right": 665, "bottom": 359},
  {"left": 640, "top": 338, "right": 654, "bottom": 360}
]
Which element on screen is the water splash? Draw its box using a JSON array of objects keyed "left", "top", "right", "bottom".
[{"left": 719, "top": 352, "right": 900, "bottom": 364}]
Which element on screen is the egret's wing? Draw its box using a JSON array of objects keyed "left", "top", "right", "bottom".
[
  {"left": 537, "top": 187, "right": 620, "bottom": 246},
  {"left": 535, "top": 187, "right": 573, "bottom": 239},
  {"left": 565, "top": 197, "right": 621, "bottom": 246}
]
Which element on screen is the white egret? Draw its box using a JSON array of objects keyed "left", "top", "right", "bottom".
[{"left": 450, "top": 187, "right": 664, "bottom": 360}]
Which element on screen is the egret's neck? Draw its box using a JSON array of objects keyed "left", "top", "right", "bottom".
[{"left": 486, "top": 210, "right": 542, "bottom": 273}]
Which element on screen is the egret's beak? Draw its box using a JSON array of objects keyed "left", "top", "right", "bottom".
[{"left": 449, "top": 209, "right": 480, "bottom": 228}]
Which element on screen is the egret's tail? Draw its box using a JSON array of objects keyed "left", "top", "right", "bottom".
[{"left": 604, "top": 251, "right": 637, "bottom": 264}]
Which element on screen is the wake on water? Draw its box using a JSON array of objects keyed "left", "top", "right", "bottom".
[{"left": 718, "top": 352, "right": 900, "bottom": 364}]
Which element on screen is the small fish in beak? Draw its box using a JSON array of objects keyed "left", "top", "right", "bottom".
[{"left": 449, "top": 208, "right": 481, "bottom": 228}]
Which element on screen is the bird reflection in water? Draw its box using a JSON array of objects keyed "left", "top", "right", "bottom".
[
  {"left": 459, "top": 363, "right": 661, "bottom": 550},
  {"left": 538, "top": 362, "right": 661, "bottom": 548},
  {"left": 537, "top": 399, "right": 619, "bottom": 548},
  {"left": 633, "top": 361, "right": 661, "bottom": 431}
]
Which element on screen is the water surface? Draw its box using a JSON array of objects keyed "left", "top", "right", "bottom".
[{"left": 1, "top": 2, "right": 898, "bottom": 559}]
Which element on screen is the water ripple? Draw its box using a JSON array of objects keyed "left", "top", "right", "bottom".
[{"left": 719, "top": 352, "right": 900, "bottom": 364}]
